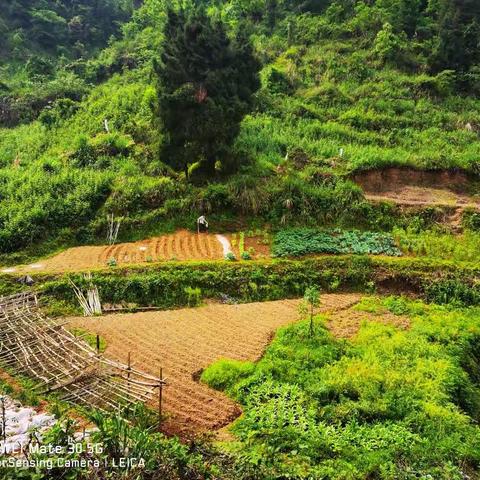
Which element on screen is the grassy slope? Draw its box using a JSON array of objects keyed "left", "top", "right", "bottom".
[
  {"left": 4, "top": 38, "right": 480, "bottom": 174},
  {"left": 1, "top": 2, "right": 480, "bottom": 256},
  {"left": 243, "top": 39, "right": 480, "bottom": 174}
]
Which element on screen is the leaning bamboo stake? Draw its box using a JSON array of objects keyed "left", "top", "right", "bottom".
[
  {"left": 107, "top": 214, "right": 122, "bottom": 245},
  {"left": 69, "top": 279, "right": 92, "bottom": 316},
  {"left": 0, "top": 396, "right": 6, "bottom": 448},
  {"left": 158, "top": 367, "right": 163, "bottom": 431}
]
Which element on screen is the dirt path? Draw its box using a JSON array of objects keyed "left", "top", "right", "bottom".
[
  {"left": 363, "top": 186, "right": 478, "bottom": 208},
  {"left": 66, "top": 293, "right": 411, "bottom": 435}
]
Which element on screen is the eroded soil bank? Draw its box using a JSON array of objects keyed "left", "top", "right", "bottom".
[{"left": 352, "top": 167, "right": 477, "bottom": 194}]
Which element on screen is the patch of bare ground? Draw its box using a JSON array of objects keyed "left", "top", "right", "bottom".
[
  {"left": 67, "top": 294, "right": 361, "bottom": 435},
  {"left": 326, "top": 308, "right": 410, "bottom": 339},
  {"left": 0, "top": 369, "right": 22, "bottom": 394},
  {"left": 353, "top": 168, "right": 479, "bottom": 221},
  {"left": 352, "top": 168, "right": 480, "bottom": 232},
  {"left": 244, "top": 236, "right": 271, "bottom": 258}
]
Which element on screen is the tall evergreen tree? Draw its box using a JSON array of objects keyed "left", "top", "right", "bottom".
[{"left": 155, "top": 4, "right": 260, "bottom": 177}]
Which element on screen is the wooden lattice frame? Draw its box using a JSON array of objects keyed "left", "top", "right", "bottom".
[{"left": 0, "top": 292, "right": 164, "bottom": 413}]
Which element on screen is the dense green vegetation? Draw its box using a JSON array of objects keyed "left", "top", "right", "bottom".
[
  {"left": 202, "top": 297, "right": 480, "bottom": 478},
  {"left": 0, "top": 0, "right": 133, "bottom": 126},
  {"left": 272, "top": 228, "right": 402, "bottom": 257},
  {"left": 394, "top": 227, "right": 480, "bottom": 262},
  {"left": 0, "top": 255, "right": 476, "bottom": 316},
  {"left": 1, "top": 0, "right": 480, "bottom": 254}
]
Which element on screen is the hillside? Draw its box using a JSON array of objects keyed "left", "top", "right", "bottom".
[
  {"left": 0, "top": 0, "right": 133, "bottom": 126},
  {"left": 0, "top": 0, "right": 479, "bottom": 258},
  {"left": 1, "top": 2, "right": 480, "bottom": 479}
]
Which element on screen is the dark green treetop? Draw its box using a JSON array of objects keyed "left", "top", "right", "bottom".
[{"left": 155, "top": 3, "right": 260, "bottom": 177}]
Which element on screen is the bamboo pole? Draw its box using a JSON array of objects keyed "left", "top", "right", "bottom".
[
  {"left": 158, "top": 367, "right": 163, "bottom": 431},
  {"left": 0, "top": 291, "right": 160, "bottom": 414}
]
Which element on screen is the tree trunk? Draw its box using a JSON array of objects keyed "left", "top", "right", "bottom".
[{"left": 309, "top": 304, "right": 314, "bottom": 337}]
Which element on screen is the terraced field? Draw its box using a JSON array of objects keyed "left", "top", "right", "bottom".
[
  {"left": 6, "top": 231, "right": 228, "bottom": 274},
  {"left": 66, "top": 294, "right": 411, "bottom": 435}
]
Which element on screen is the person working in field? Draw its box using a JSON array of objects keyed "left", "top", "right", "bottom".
[{"left": 197, "top": 215, "right": 209, "bottom": 233}]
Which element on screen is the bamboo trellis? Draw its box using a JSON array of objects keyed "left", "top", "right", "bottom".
[
  {"left": 0, "top": 292, "right": 165, "bottom": 414},
  {"left": 107, "top": 213, "right": 121, "bottom": 246},
  {"left": 69, "top": 273, "right": 102, "bottom": 316}
]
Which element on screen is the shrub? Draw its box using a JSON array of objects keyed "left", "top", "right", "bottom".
[
  {"left": 107, "top": 258, "right": 117, "bottom": 267},
  {"left": 424, "top": 279, "right": 480, "bottom": 306},
  {"left": 70, "top": 133, "right": 134, "bottom": 167},
  {"left": 104, "top": 176, "right": 180, "bottom": 214},
  {"left": 241, "top": 251, "right": 252, "bottom": 260},
  {"left": 201, "top": 358, "right": 255, "bottom": 392},
  {"left": 184, "top": 286, "right": 202, "bottom": 307},
  {"left": 463, "top": 209, "right": 480, "bottom": 231},
  {"left": 38, "top": 98, "right": 79, "bottom": 128}
]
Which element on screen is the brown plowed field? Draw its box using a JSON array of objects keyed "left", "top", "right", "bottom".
[
  {"left": 67, "top": 294, "right": 410, "bottom": 434},
  {"left": 14, "top": 230, "right": 226, "bottom": 274}
]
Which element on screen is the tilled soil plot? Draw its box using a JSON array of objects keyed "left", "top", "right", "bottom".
[
  {"left": 327, "top": 308, "right": 410, "bottom": 338},
  {"left": 67, "top": 294, "right": 362, "bottom": 434},
  {"left": 9, "top": 230, "right": 226, "bottom": 274}
]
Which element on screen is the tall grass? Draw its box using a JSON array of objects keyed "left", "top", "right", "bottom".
[{"left": 394, "top": 228, "right": 480, "bottom": 262}]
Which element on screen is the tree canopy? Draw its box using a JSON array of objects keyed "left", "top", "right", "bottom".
[
  {"left": 0, "top": 0, "right": 133, "bottom": 60},
  {"left": 155, "top": 3, "right": 260, "bottom": 177}
]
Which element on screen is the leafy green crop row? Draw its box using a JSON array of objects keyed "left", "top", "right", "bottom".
[{"left": 272, "top": 228, "right": 402, "bottom": 257}]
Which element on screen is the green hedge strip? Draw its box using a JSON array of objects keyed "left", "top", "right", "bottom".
[{"left": 0, "top": 256, "right": 477, "bottom": 313}]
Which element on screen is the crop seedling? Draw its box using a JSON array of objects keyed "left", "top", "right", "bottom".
[{"left": 225, "top": 252, "right": 237, "bottom": 261}]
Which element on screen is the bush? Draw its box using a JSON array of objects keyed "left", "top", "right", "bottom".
[
  {"left": 184, "top": 286, "right": 202, "bottom": 307},
  {"left": 38, "top": 98, "right": 79, "bottom": 128},
  {"left": 463, "top": 209, "right": 480, "bottom": 231},
  {"left": 424, "top": 278, "right": 480, "bottom": 306},
  {"left": 201, "top": 358, "right": 255, "bottom": 392},
  {"left": 241, "top": 251, "right": 252, "bottom": 260},
  {"left": 105, "top": 176, "right": 181, "bottom": 215},
  {"left": 107, "top": 258, "right": 117, "bottom": 267},
  {"left": 70, "top": 133, "right": 134, "bottom": 167}
]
